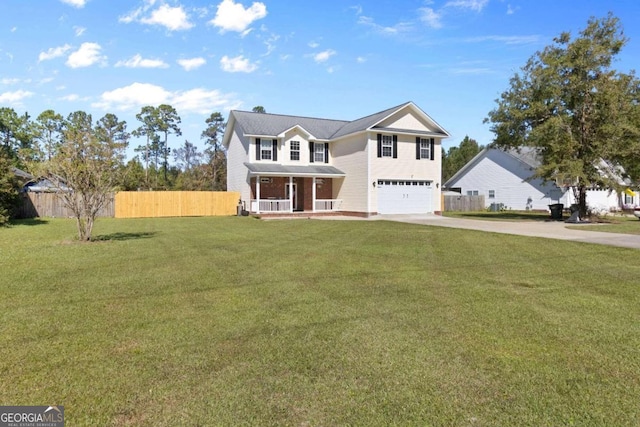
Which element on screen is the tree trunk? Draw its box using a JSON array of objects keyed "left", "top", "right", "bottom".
[{"left": 578, "top": 185, "right": 588, "bottom": 218}]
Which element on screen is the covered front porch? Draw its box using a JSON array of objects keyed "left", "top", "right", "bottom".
[{"left": 245, "top": 163, "right": 345, "bottom": 214}]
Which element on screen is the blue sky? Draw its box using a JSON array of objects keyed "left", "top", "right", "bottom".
[{"left": 1, "top": 0, "right": 639, "bottom": 160}]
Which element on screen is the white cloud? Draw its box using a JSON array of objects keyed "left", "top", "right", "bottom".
[
  {"left": 357, "top": 15, "right": 413, "bottom": 35},
  {"left": 60, "top": 94, "right": 81, "bottom": 102},
  {"left": 444, "top": 0, "right": 488, "bottom": 12},
  {"left": 449, "top": 67, "right": 493, "bottom": 75},
  {"left": 66, "top": 42, "right": 106, "bottom": 68},
  {"left": 39, "top": 44, "right": 72, "bottom": 62},
  {"left": 58, "top": 93, "right": 90, "bottom": 102},
  {"left": 308, "top": 41, "right": 319, "bottom": 48},
  {"left": 74, "top": 26, "right": 86, "bottom": 36},
  {"left": 115, "top": 54, "right": 169, "bottom": 68},
  {"left": 313, "top": 49, "right": 336, "bottom": 63},
  {"left": 464, "top": 35, "right": 540, "bottom": 45},
  {"left": 1, "top": 78, "right": 21, "bottom": 85},
  {"left": 172, "top": 88, "right": 240, "bottom": 114},
  {"left": 260, "top": 31, "right": 280, "bottom": 56},
  {"left": 177, "top": 57, "right": 207, "bottom": 71},
  {"left": 210, "top": 0, "right": 267, "bottom": 33},
  {"left": 220, "top": 55, "right": 258, "bottom": 73},
  {"left": 0, "top": 90, "right": 34, "bottom": 104},
  {"left": 92, "top": 82, "right": 240, "bottom": 114},
  {"left": 120, "top": 2, "right": 193, "bottom": 31},
  {"left": 60, "top": 0, "right": 87, "bottom": 8},
  {"left": 140, "top": 4, "right": 194, "bottom": 31},
  {"left": 356, "top": 56, "right": 367, "bottom": 63},
  {"left": 419, "top": 7, "right": 443, "bottom": 29},
  {"left": 92, "top": 82, "right": 171, "bottom": 111}
]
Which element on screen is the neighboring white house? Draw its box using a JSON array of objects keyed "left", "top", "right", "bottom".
[
  {"left": 444, "top": 147, "right": 634, "bottom": 212},
  {"left": 222, "top": 102, "right": 450, "bottom": 216}
]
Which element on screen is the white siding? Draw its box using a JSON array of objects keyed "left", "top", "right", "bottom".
[
  {"left": 566, "top": 189, "right": 621, "bottom": 213},
  {"left": 370, "top": 133, "right": 442, "bottom": 213},
  {"left": 379, "top": 110, "right": 429, "bottom": 131},
  {"left": 447, "top": 149, "right": 567, "bottom": 210},
  {"left": 226, "top": 127, "right": 252, "bottom": 203},
  {"left": 332, "top": 134, "right": 369, "bottom": 213},
  {"left": 281, "top": 129, "right": 310, "bottom": 165}
]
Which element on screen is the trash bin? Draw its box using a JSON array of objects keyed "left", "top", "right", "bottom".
[{"left": 549, "top": 203, "right": 564, "bottom": 220}]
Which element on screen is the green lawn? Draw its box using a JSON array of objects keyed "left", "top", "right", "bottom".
[
  {"left": 1, "top": 217, "right": 640, "bottom": 426},
  {"left": 567, "top": 214, "right": 640, "bottom": 235}
]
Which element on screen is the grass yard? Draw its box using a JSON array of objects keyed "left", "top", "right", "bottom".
[
  {"left": 1, "top": 216, "right": 640, "bottom": 426},
  {"left": 567, "top": 214, "right": 640, "bottom": 235}
]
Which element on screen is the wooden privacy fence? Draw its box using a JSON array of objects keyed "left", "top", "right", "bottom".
[
  {"left": 17, "top": 192, "right": 114, "bottom": 219},
  {"left": 443, "top": 194, "right": 485, "bottom": 212},
  {"left": 115, "top": 191, "right": 240, "bottom": 218}
]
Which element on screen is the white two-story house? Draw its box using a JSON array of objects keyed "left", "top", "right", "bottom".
[{"left": 223, "top": 102, "right": 450, "bottom": 216}]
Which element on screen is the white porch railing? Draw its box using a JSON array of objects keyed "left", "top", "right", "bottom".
[
  {"left": 250, "top": 199, "right": 291, "bottom": 212},
  {"left": 315, "top": 199, "right": 342, "bottom": 211}
]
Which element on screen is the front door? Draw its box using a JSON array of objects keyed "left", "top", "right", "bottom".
[{"left": 285, "top": 183, "right": 299, "bottom": 211}]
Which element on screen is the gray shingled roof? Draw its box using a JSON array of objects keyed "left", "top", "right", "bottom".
[
  {"left": 231, "top": 111, "right": 348, "bottom": 140},
  {"left": 505, "top": 147, "right": 541, "bottom": 169},
  {"left": 244, "top": 163, "right": 345, "bottom": 177},
  {"left": 330, "top": 103, "right": 410, "bottom": 139},
  {"left": 230, "top": 102, "right": 421, "bottom": 140}
]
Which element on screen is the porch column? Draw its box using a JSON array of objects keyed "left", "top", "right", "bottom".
[
  {"left": 289, "top": 176, "right": 294, "bottom": 213},
  {"left": 256, "top": 175, "right": 261, "bottom": 214},
  {"left": 312, "top": 177, "right": 317, "bottom": 213}
]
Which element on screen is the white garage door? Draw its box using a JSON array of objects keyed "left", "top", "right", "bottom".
[{"left": 377, "top": 180, "right": 433, "bottom": 214}]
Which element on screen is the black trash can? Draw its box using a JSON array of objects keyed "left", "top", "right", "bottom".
[{"left": 549, "top": 203, "right": 564, "bottom": 220}]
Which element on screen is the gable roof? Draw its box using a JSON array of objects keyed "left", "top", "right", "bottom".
[
  {"left": 444, "top": 147, "right": 542, "bottom": 187},
  {"left": 223, "top": 101, "right": 450, "bottom": 147},
  {"left": 444, "top": 146, "right": 631, "bottom": 188}
]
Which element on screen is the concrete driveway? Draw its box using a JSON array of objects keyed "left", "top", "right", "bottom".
[{"left": 369, "top": 214, "right": 640, "bottom": 250}]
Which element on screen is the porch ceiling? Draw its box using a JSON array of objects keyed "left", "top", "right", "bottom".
[{"left": 244, "top": 162, "right": 346, "bottom": 178}]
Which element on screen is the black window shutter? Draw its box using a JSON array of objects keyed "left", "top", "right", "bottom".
[
  {"left": 272, "top": 139, "right": 278, "bottom": 161},
  {"left": 416, "top": 137, "right": 421, "bottom": 160},
  {"left": 324, "top": 143, "right": 329, "bottom": 163},
  {"left": 430, "top": 138, "right": 435, "bottom": 161},
  {"left": 309, "top": 141, "right": 314, "bottom": 163},
  {"left": 256, "top": 138, "right": 261, "bottom": 161},
  {"left": 377, "top": 134, "right": 382, "bottom": 158},
  {"left": 392, "top": 135, "right": 398, "bottom": 159}
]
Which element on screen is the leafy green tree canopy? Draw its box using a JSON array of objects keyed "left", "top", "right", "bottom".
[
  {"left": 442, "top": 136, "right": 483, "bottom": 183},
  {"left": 485, "top": 13, "right": 640, "bottom": 216},
  {"left": 38, "top": 111, "right": 127, "bottom": 241}
]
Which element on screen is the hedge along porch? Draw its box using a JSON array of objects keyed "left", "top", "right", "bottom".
[{"left": 245, "top": 164, "right": 345, "bottom": 214}]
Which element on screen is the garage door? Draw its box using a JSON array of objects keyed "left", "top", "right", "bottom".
[{"left": 377, "top": 180, "right": 433, "bottom": 214}]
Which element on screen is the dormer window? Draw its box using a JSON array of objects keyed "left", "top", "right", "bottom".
[{"left": 290, "top": 140, "right": 300, "bottom": 161}]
